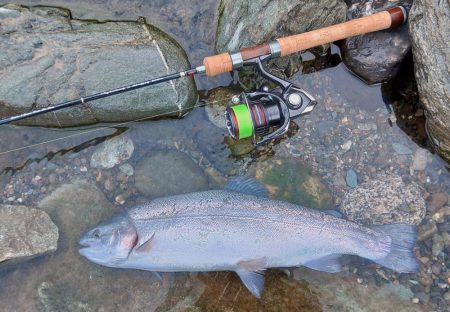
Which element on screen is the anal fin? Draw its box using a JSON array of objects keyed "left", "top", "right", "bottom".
[
  {"left": 236, "top": 270, "right": 265, "bottom": 298},
  {"left": 303, "top": 254, "right": 342, "bottom": 273}
]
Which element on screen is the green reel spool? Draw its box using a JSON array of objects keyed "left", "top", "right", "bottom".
[{"left": 225, "top": 104, "right": 254, "bottom": 140}]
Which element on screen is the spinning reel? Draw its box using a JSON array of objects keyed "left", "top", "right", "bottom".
[{"left": 225, "top": 55, "right": 317, "bottom": 146}]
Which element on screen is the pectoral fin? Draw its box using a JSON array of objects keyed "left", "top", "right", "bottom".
[
  {"left": 135, "top": 233, "right": 155, "bottom": 253},
  {"left": 303, "top": 254, "right": 342, "bottom": 273},
  {"left": 236, "top": 270, "right": 265, "bottom": 298}
]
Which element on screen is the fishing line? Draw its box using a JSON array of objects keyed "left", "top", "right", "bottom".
[{"left": 0, "top": 97, "right": 230, "bottom": 157}]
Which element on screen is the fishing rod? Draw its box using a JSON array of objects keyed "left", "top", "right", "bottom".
[{"left": 0, "top": 6, "right": 407, "bottom": 146}]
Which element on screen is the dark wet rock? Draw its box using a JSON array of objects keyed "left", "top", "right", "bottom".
[
  {"left": 249, "top": 158, "right": 333, "bottom": 209},
  {"left": 341, "top": 172, "right": 425, "bottom": 225},
  {"left": 134, "top": 150, "right": 209, "bottom": 198},
  {"left": 90, "top": 136, "right": 134, "bottom": 169},
  {"left": 293, "top": 268, "right": 425, "bottom": 312},
  {"left": 340, "top": 0, "right": 411, "bottom": 84},
  {"left": 409, "top": 0, "right": 450, "bottom": 161},
  {"left": 0, "top": 4, "right": 197, "bottom": 127},
  {"left": 0, "top": 204, "right": 58, "bottom": 264},
  {"left": 392, "top": 142, "right": 413, "bottom": 155},
  {"left": 215, "top": 0, "right": 346, "bottom": 82},
  {"left": 345, "top": 169, "right": 358, "bottom": 188},
  {"left": 203, "top": 87, "right": 240, "bottom": 130}
]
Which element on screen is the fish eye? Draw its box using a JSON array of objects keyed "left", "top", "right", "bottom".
[{"left": 92, "top": 229, "right": 101, "bottom": 239}]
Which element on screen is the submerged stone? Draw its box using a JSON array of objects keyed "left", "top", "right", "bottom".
[
  {"left": 90, "top": 136, "right": 134, "bottom": 169},
  {"left": 345, "top": 169, "right": 358, "bottom": 188},
  {"left": 0, "top": 4, "right": 197, "bottom": 127},
  {"left": 225, "top": 136, "right": 254, "bottom": 157},
  {"left": 293, "top": 268, "right": 431, "bottom": 312},
  {"left": 341, "top": 172, "right": 426, "bottom": 225},
  {"left": 134, "top": 150, "right": 209, "bottom": 198},
  {"left": 0, "top": 204, "right": 58, "bottom": 264},
  {"left": 249, "top": 158, "right": 333, "bottom": 209}
]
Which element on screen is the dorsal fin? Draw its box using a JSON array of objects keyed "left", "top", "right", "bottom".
[{"left": 224, "top": 176, "right": 269, "bottom": 198}]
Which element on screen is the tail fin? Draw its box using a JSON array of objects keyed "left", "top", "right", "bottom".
[{"left": 370, "top": 224, "right": 419, "bottom": 273}]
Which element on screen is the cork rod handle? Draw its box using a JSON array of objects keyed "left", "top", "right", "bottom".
[{"left": 202, "top": 6, "right": 406, "bottom": 77}]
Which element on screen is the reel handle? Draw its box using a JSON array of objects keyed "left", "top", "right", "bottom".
[{"left": 202, "top": 6, "right": 407, "bottom": 77}]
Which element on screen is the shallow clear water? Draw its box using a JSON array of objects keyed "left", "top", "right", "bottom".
[{"left": 0, "top": 1, "right": 449, "bottom": 311}]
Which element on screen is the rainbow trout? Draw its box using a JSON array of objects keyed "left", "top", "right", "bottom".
[{"left": 79, "top": 177, "right": 418, "bottom": 297}]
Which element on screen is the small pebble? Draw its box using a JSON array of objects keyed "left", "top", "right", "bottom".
[
  {"left": 115, "top": 195, "right": 126, "bottom": 205},
  {"left": 412, "top": 298, "right": 419, "bottom": 304},
  {"left": 431, "top": 263, "right": 442, "bottom": 275},
  {"left": 392, "top": 142, "right": 413, "bottom": 155},
  {"left": 345, "top": 169, "right": 358, "bottom": 188},
  {"left": 341, "top": 140, "right": 352, "bottom": 151},
  {"left": 418, "top": 221, "right": 438, "bottom": 241},
  {"left": 412, "top": 148, "right": 428, "bottom": 171}
]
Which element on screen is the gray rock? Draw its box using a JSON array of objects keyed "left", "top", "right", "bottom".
[
  {"left": 345, "top": 169, "right": 358, "bottom": 188},
  {"left": 340, "top": 0, "right": 411, "bottom": 84},
  {"left": 135, "top": 150, "right": 209, "bottom": 198},
  {"left": 409, "top": 0, "right": 450, "bottom": 161},
  {"left": 0, "top": 204, "right": 58, "bottom": 264},
  {"left": 215, "top": 0, "right": 346, "bottom": 81},
  {"left": 90, "top": 136, "right": 134, "bottom": 169},
  {"left": 0, "top": 4, "right": 197, "bottom": 127},
  {"left": 341, "top": 172, "right": 426, "bottom": 225}
]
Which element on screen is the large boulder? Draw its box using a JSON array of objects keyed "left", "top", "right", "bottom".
[
  {"left": 0, "top": 204, "right": 58, "bottom": 264},
  {"left": 340, "top": 0, "right": 412, "bottom": 84},
  {"left": 0, "top": 4, "right": 197, "bottom": 127},
  {"left": 215, "top": 0, "right": 347, "bottom": 83},
  {"left": 409, "top": 0, "right": 450, "bottom": 161}
]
